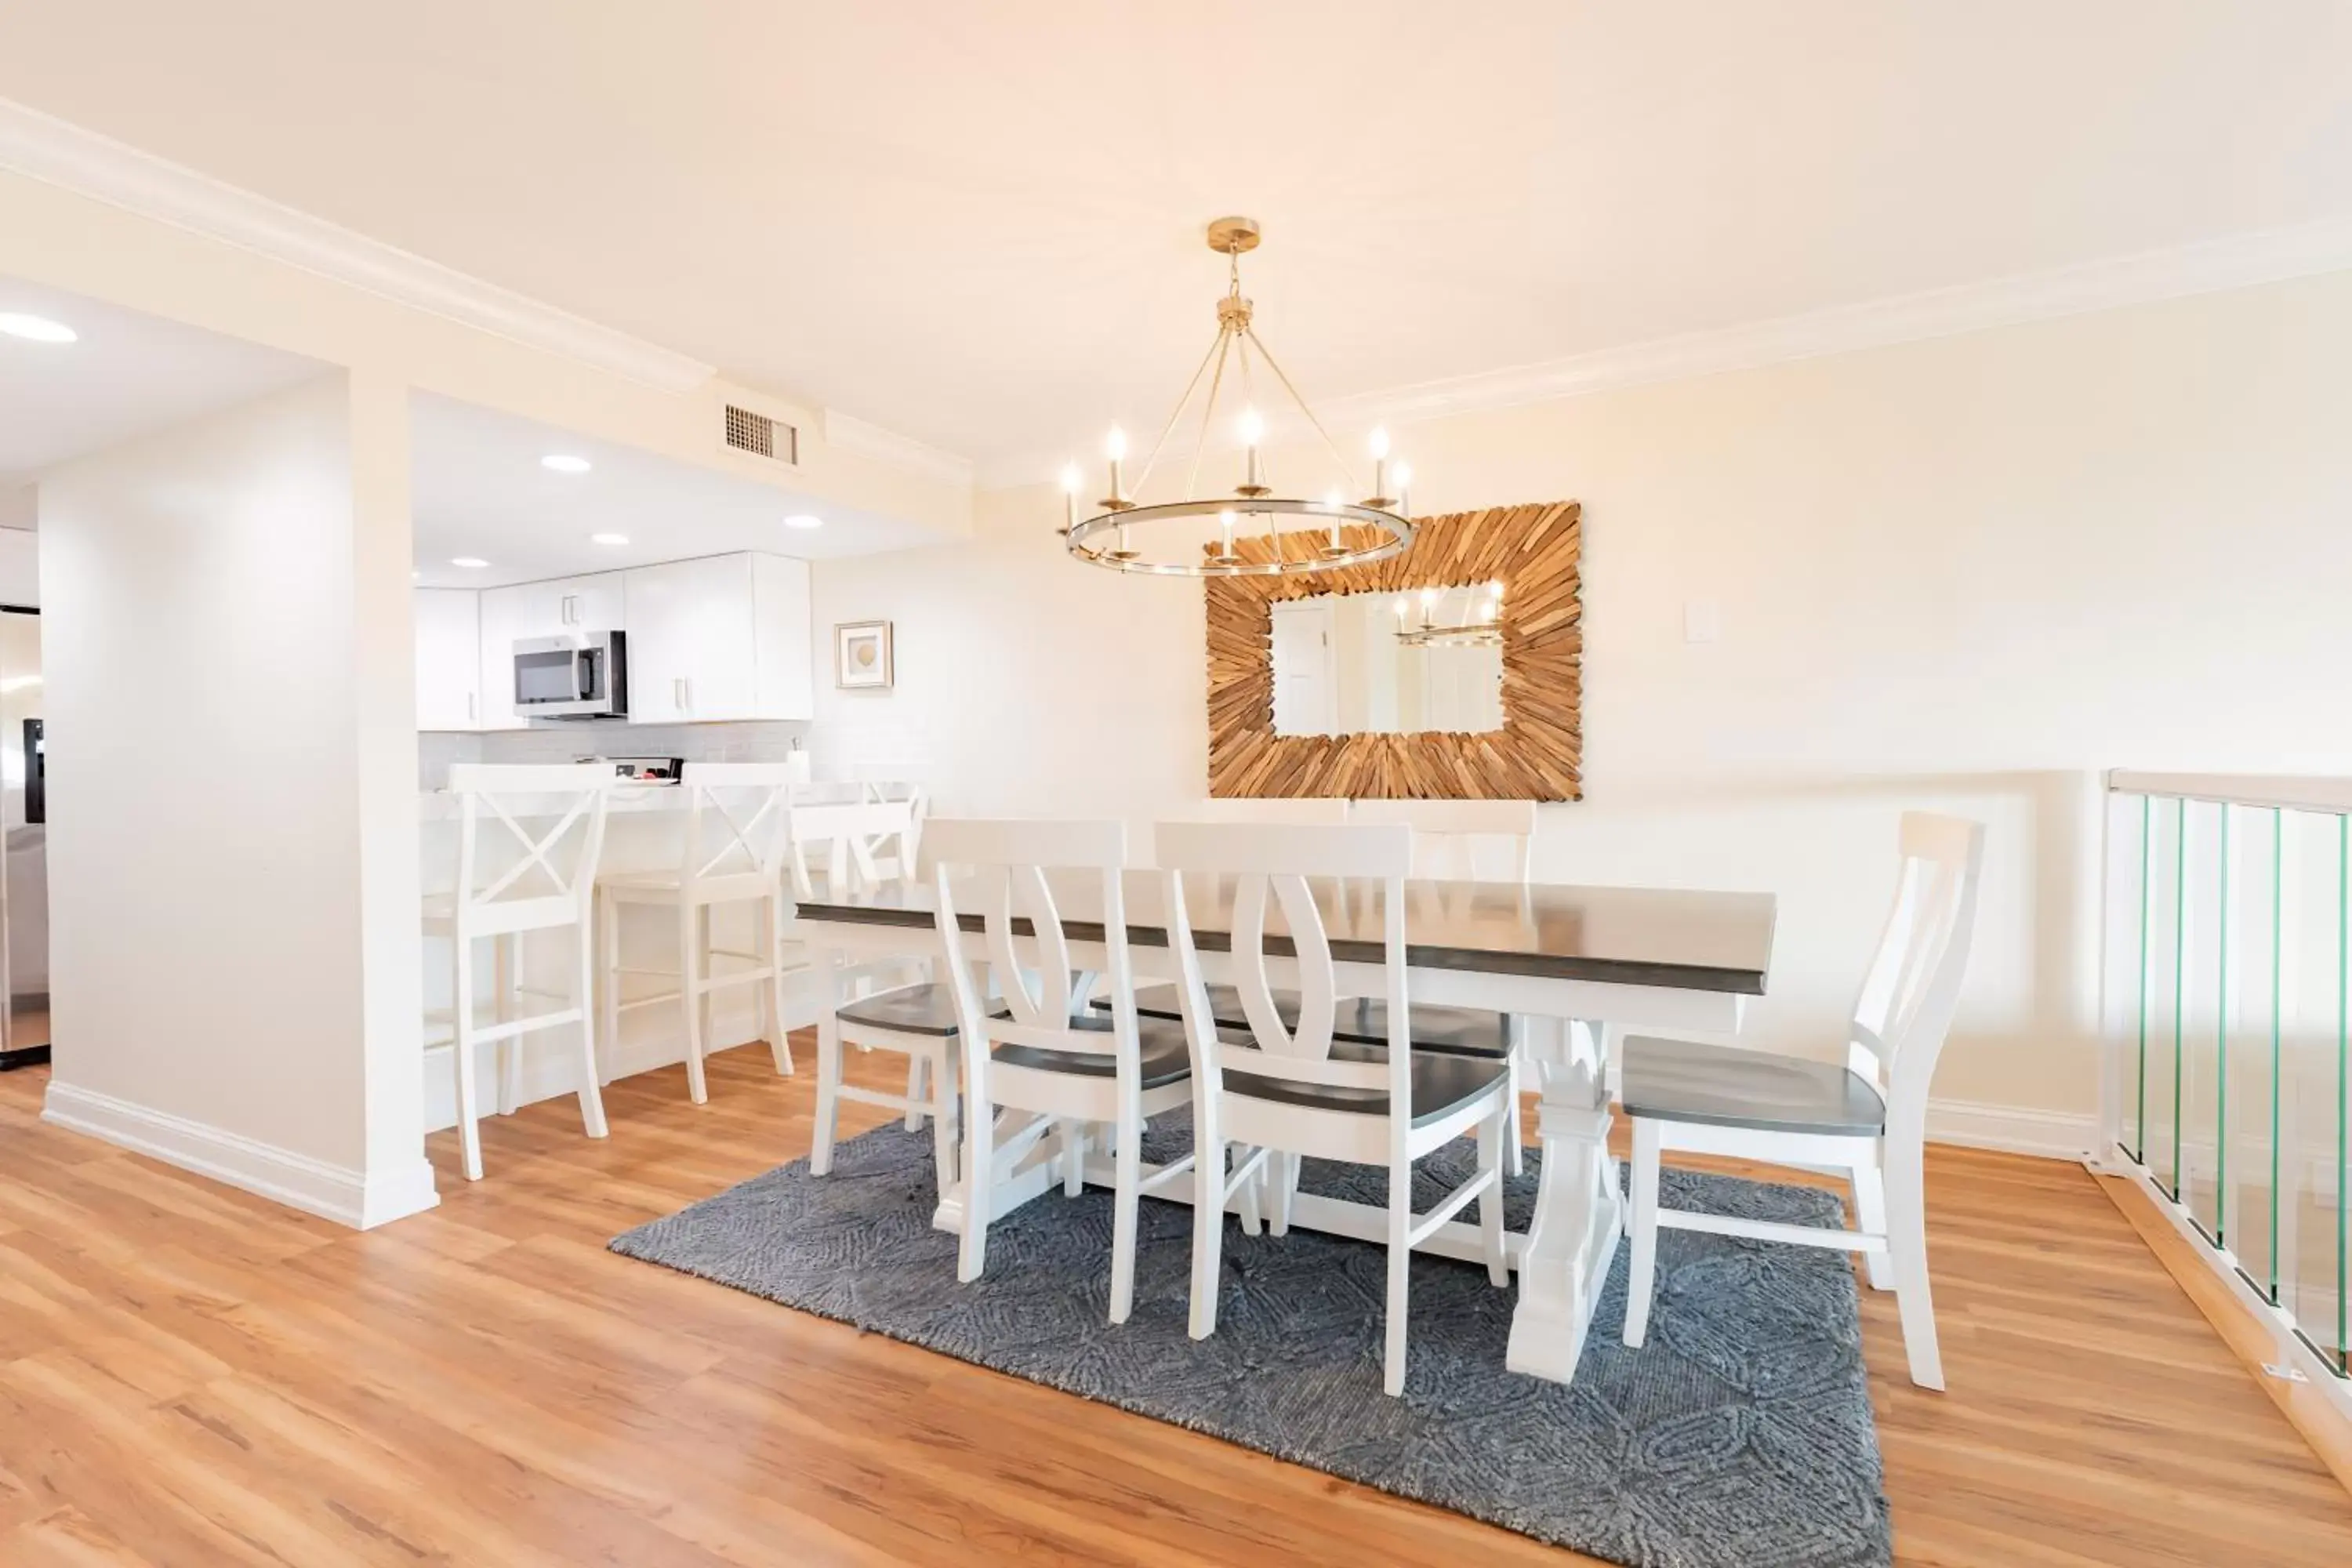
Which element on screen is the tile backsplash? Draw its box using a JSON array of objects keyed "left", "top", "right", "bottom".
[{"left": 417, "top": 720, "right": 812, "bottom": 789}]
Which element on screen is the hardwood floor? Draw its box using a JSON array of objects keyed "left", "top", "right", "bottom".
[{"left": 3, "top": 1042, "right": 2349, "bottom": 1566}]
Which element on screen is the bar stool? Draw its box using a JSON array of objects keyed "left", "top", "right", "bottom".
[
  {"left": 422, "top": 762, "right": 614, "bottom": 1181},
  {"left": 597, "top": 763, "right": 798, "bottom": 1105}
]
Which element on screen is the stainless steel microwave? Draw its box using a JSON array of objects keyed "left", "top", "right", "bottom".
[{"left": 513, "top": 631, "right": 627, "bottom": 720}]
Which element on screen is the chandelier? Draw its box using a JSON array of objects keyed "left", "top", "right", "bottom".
[
  {"left": 1061, "top": 217, "right": 1416, "bottom": 578},
  {"left": 1394, "top": 583, "right": 1504, "bottom": 648}
]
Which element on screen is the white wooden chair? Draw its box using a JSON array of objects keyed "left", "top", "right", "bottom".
[
  {"left": 423, "top": 763, "right": 613, "bottom": 1181},
  {"left": 1154, "top": 819, "right": 1512, "bottom": 1396},
  {"left": 1348, "top": 798, "right": 1539, "bottom": 1174},
  {"left": 931, "top": 818, "right": 1197, "bottom": 1323},
  {"left": 1620, "top": 811, "right": 1986, "bottom": 1390},
  {"left": 1185, "top": 797, "right": 1352, "bottom": 824},
  {"left": 595, "top": 763, "right": 798, "bottom": 1105},
  {"left": 804, "top": 797, "right": 960, "bottom": 1189}
]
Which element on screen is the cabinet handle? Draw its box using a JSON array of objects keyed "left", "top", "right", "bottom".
[
  {"left": 674, "top": 677, "right": 686, "bottom": 711},
  {"left": 467, "top": 691, "right": 477, "bottom": 722}
]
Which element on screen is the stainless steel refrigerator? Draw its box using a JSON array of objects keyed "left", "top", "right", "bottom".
[{"left": 0, "top": 607, "right": 45, "bottom": 1069}]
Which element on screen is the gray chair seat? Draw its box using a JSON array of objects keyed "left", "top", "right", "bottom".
[
  {"left": 834, "top": 981, "right": 962, "bottom": 1036},
  {"left": 1099, "top": 984, "right": 1511, "bottom": 1059},
  {"left": 993, "top": 1014, "right": 1193, "bottom": 1091},
  {"left": 1619, "top": 1036, "right": 1886, "bottom": 1137},
  {"left": 1224, "top": 1051, "right": 1508, "bottom": 1130}
]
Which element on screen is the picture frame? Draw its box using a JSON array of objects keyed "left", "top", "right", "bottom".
[{"left": 835, "top": 619, "right": 894, "bottom": 689}]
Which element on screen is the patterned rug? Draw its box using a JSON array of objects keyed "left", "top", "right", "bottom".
[{"left": 611, "top": 1115, "right": 1892, "bottom": 1567}]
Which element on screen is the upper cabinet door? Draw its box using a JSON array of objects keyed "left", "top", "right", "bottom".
[
  {"left": 475, "top": 585, "right": 534, "bottom": 730},
  {"left": 413, "top": 590, "right": 482, "bottom": 731},
  {"left": 566, "top": 572, "right": 626, "bottom": 631},
  {"left": 622, "top": 552, "right": 811, "bottom": 724}
]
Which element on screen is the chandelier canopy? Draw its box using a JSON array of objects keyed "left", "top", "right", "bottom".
[{"left": 1062, "top": 217, "right": 1416, "bottom": 579}]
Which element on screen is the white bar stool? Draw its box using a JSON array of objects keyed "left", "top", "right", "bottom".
[
  {"left": 596, "top": 763, "right": 798, "bottom": 1105},
  {"left": 423, "top": 762, "right": 614, "bottom": 1182}
]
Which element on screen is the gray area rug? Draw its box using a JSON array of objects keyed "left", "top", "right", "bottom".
[{"left": 611, "top": 1114, "right": 1892, "bottom": 1568}]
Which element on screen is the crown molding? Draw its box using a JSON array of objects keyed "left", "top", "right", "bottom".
[
  {"left": 823, "top": 408, "right": 975, "bottom": 487},
  {"left": 977, "top": 214, "right": 2352, "bottom": 490},
  {"left": 0, "top": 96, "right": 717, "bottom": 394}
]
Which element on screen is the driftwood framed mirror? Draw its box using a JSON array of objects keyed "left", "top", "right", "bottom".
[{"left": 1206, "top": 500, "right": 1582, "bottom": 800}]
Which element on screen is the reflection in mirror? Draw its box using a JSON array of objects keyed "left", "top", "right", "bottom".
[{"left": 1270, "top": 584, "right": 1504, "bottom": 737}]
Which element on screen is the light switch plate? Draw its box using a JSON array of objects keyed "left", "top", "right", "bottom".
[{"left": 1683, "top": 600, "right": 1720, "bottom": 644}]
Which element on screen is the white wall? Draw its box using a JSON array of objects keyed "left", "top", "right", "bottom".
[
  {"left": 38, "top": 374, "right": 433, "bottom": 1224},
  {"left": 808, "top": 269, "right": 2352, "bottom": 1138}
]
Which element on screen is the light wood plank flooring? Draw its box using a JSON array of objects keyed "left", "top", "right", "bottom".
[{"left": 2, "top": 1040, "right": 2349, "bottom": 1566}]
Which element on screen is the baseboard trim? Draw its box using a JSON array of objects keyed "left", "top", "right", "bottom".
[
  {"left": 1925, "top": 1097, "right": 2097, "bottom": 1161},
  {"left": 41, "top": 1081, "right": 440, "bottom": 1230}
]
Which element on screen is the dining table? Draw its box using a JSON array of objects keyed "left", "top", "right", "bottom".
[{"left": 793, "top": 870, "right": 1776, "bottom": 1388}]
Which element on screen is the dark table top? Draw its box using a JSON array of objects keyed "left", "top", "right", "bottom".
[{"left": 794, "top": 873, "right": 1774, "bottom": 995}]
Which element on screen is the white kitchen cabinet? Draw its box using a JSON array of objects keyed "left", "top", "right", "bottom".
[
  {"left": 414, "top": 589, "right": 484, "bottom": 731},
  {"left": 624, "top": 552, "right": 811, "bottom": 724},
  {"left": 474, "top": 572, "right": 626, "bottom": 730}
]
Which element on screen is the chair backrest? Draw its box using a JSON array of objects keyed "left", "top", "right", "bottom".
[
  {"left": 1348, "top": 799, "right": 1537, "bottom": 881},
  {"left": 927, "top": 818, "right": 1140, "bottom": 1085},
  {"left": 787, "top": 798, "right": 920, "bottom": 900},
  {"left": 1848, "top": 811, "right": 1986, "bottom": 1134},
  {"left": 675, "top": 762, "right": 796, "bottom": 898},
  {"left": 1153, "top": 821, "right": 1414, "bottom": 1140},
  {"left": 1186, "top": 797, "right": 1353, "bottom": 826},
  {"left": 446, "top": 762, "right": 612, "bottom": 927}
]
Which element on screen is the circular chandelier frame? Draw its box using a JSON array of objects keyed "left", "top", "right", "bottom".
[{"left": 1062, "top": 217, "right": 1416, "bottom": 579}]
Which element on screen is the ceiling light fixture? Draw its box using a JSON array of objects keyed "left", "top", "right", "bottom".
[
  {"left": 450, "top": 557, "right": 489, "bottom": 569},
  {"left": 590, "top": 532, "right": 630, "bottom": 546},
  {"left": 0, "top": 313, "right": 78, "bottom": 344},
  {"left": 782, "top": 514, "right": 823, "bottom": 530},
  {"left": 541, "top": 454, "right": 592, "bottom": 474},
  {"left": 1061, "top": 217, "right": 1415, "bottom": 579}
]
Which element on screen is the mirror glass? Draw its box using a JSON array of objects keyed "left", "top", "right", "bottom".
[{"left": 1269, "top": 585, "right": 1504, "bottom": 737}]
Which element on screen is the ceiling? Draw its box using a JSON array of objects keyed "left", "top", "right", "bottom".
[
  {"left": 3, "top": 3, "right": 2346, "bottom": 474},
  {"left": 0, "top": 276, "right": 324, "bottom": 488},
  {"left": 408, "top": 394, "right": 949, "bottom": 587}
]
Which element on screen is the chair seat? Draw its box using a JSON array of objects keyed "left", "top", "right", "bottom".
[
  {"left": 835, "top": 982, "right": 963, "bottom": 1036},
  {"left": 1105, "top": 984, "right": 1511, "bottom": 1059},
  {"left": 1224, "top": 1050, "right": 1508, "bottom": 1130},
  {"left": 1619, "top": 1036, "right": 1886, "bottom": 1137},
  {"left": 993, "top": 1014, "right": 1193, "bottom": 1091}
]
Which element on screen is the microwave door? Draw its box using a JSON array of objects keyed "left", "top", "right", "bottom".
[{"left": 514, "top": 646, "right": 585, "bottom": 707}]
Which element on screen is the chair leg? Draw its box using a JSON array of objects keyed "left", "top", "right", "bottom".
[
  {"left": 679, "top": 903, "right": 709, "bottom": 1105},
  {"left": 1269, "top": 1150, "right": 1297, "bottom": 1236},
  {"left": 1189, "top": 1129, "right": 1225, "bottom": 1341},
  {"left": 958, "top": 1097, "right": 995, "bottom": 1284},
  {"left": 598, "top": 889, "right": 621, "bottom": 1087},
  {"left": 1061, "top": 1120, "right": 1087, "bottom": 1198},
  {"left": 1622, "top": 1117, "right": 1663, "bottom": 1348},
  {"left": 1109, "top": 1113, "right": 1143, "bottom": 1324},
  {"left": 1886, "top": 1141, "right": 1944, "bottom": 1389},
  {"left": 926, "top": 1044, "right": 959, "bottom": 1198},
  {"left": 573, "top": 921, "right": 609, "bottom": 1139},
  {"left": 1504, "top": 1015, "right": 1526, "bottom": 1178},
  {"left": 1850, "top": 1161, "right": 1895, "bottom": 1290},
  {"left": 763, "top": 892, "right": 794, "bottom": 1076},
  {"left": 1236, "top": 1148, "right": 1264, "bottom": 1236},
  {"left": 495, "top": 931, "right": 521, "bottom": 1117},
  {"left": 1476, "top": 1100, "right": 1509, "bottom": 1287},
  {"left": 452, "top": 935, "right": 484, "bottom": 1181},
  {"left": 1382, "top": 1154, "right": 1412, "bottom": 1397},
  {"left": 904, "top": 1054, "right": 927, "bottom": 1131}
]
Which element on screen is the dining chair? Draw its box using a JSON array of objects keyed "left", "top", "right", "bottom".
[
  {"left": 1155, "top": 819, "right": 1512, "bottom": 1396},
  {"left": 804, "top": 797, "right": 962, "bottom": 1192},
  {"left": 595, "top": 763, "right": 799, "bottom": 1105},
  {"left": 930, "top": 818, "right": 1197, "bottom": 1323},
  {"left": 1185, "top": 797, "right": 1353, "bottom": 824},
  {"left": 1345, "top": 799, "right": 1538, "bottom": 1173},
  {"left": 1619, "top": 811, "right": 1986, "bottom": 1390},
  {"left": 423, "top": 762, "right": 613, "bottom": 1181}
]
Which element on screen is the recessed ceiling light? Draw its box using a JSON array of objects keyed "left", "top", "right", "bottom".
[
  {"left": 0, "top": 313, "right": 77, "bottom": 344},
  {"left": 590, "top": 532, "right": 630, "bottom": 546},
  {"left": 541, "top": 453, "right": 592, "bottom": 474},
  {"left": 783, "top": 514, "right": 823, "bottom": 530},
  {"left": 450, "top": 557, "right": 489, "bottom": 569}
]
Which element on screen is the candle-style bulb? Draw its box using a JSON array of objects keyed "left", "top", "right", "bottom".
[
  {"left": 1394, "top": 597, "right": 1410, "bottom": 621},
  {"left": 1060, "top": 463, "right": 1081, "bottom": 495},
  {"left": 1218, "top": 508, "right": 1236, "bottom": 558},
  {"left": 1239, "top": 408, "right": 1265, "bottom": 446},
  {"left": 1367, "top": 426, "right": 1391, "bottom": 461},
  {"left": 1105, "top": 426, "right": 1128, "bottom": 462}
]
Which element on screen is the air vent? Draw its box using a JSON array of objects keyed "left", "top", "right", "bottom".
[{"left": 724, "top": 404, "right": 798, "bottom": 465}]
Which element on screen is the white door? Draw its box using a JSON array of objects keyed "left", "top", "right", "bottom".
[
  {"left": 475, "top": 585, "right": 534, "bottom": 730},
  {"left": 1269, "top": 601, "right": 1338, "bottom": 737},
  {"left": 413, "top": 589, "right": 481, "bottom": 730}
]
